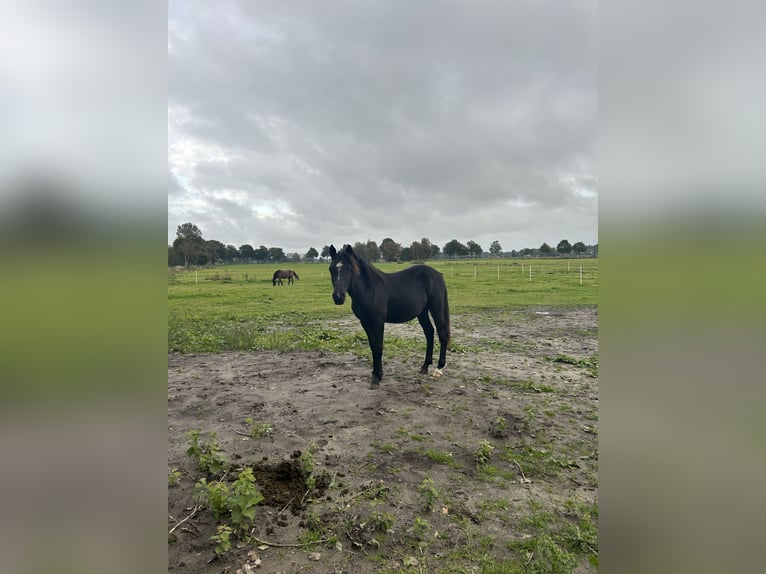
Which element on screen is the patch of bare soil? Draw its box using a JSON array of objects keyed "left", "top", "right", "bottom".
[{"left": 168, "top": 306, "right": 598, "bottom": 573}]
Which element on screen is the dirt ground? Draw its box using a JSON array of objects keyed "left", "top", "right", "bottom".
[{"left": 168, "top": 306, "right": 598, "bottom": 573}]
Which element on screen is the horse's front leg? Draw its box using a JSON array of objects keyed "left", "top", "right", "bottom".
[{"left": 363, "top": 321, "right": 385, "bottom": 389}]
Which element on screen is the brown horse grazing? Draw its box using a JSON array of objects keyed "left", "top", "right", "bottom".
[
  {"left": 272, "top": 269, "right": 300, "bottom": 286},
  {"left": 328, "top": 244, "right": 451, "bottom": 389}
]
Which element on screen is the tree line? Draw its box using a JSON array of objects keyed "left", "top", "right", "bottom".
[{"left": 168, "top": 222, "right": 596, "bottom": 267}]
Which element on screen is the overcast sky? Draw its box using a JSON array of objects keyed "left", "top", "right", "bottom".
[{"left": 168, "top": 0, "right": 597, "bottom": 254}]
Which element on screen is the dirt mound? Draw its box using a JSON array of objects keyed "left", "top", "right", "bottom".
[{"left": 168, "top": 307, "right": 598, "bottom": 573}]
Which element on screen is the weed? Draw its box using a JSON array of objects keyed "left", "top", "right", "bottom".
[
  {"left": 522, "top": 406, "right": 537, "bottom": 433},
  {"left": 168, "top": 467, "right": 181, "bottom": 487},
  {"left": 489, "top": 416, "right": 507, "bottom": 438},
  {"left": 508, "top": 534, "right": 578, "bottom": 574},
  {"left": 500, "top": 444, "right": 561, "bottom": 479},
  {"left": 411, "top": 516, "right": 431, "bottom": 540},
  {"left": 548, "top": 354, "right": 598, "bottom": 377},
  {"left": 300, "top": 509, "right": 337, "bottom": 544},
  {"left": 516, "top": 380, "right": 556, "bottom": 393},
  {"left": 478, "top": 498, "right": 510, "bottom": 522},
  {"left": 475, "top": 440, "right": 495, "bottom": 467},
  {"left": 372, "top": 441, "right": 399, "bottom": 454},
  {"left": 422, "top": 449, "right": 459, "bottom": 467},
  {"left": 367, "top": 509, "right": 396, "bottom": 533},
  {"left": 418, "top": 478, "right": 440, "bottom": 512},
  {"left": 244, "top": 417, "right": 273, "bottom": 438}
]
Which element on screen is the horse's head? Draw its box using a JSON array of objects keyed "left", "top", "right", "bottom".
[{"left": 328, "top": 244, "right": 358, "bottom": 305}]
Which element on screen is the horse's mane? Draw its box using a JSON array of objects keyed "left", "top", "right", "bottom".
[{"left": 345, "top": 247, "right": 385, "bottom": 290}]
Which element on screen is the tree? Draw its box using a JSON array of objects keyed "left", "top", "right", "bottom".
[
  {"left": 489, "top": 240, "right": 502, "bottom": 256},
  {"left": 225, "top": 244, "right": 239, "bottom": 262},
  {"left": 380, "top": 237, "right": 401, "bottom": 262},
  {"left": 305, "top": 247, "right": 319, "bottom": 261},
  {"left": 206, "top": 239, "right": 227, "bottom": 264},
  {"left": 443, "top": 239, "right": 469, "bottom": 258},
  {"left": 365, "top": 240, "right": 381, "bottom": 262},
  {"left": 556, "top": 239, "right": 572, "bottom": 255},
  {"left": 321, "top": 245, "right": 332, "bottom": 259},
  {"left": 400, "top": 246, "right": 413, "bottom": 261},
  {"left": 540, "top": 242, "right": 553, "bottom": 255},
  {"left": 173, "top": 222, "right": 207, "bottom": 267},
  {"left": 409, "top": 240, "right": 426, "bottom": 261},
  {"left": 351, "top": 240, "right": 380, "bottom": 262},
  {"left": 467, "top": 240, "right": 483, "bottom": 258},
  {"left": 268, "top": 247, "right": 286, "bottom": 262},
  {"left": 238, "top": 244, "right": 255, "bottom": 262},
  {"left": 176, "top": 222, "right": 203, "bottom": 241},
  {"left": 254, "top": 245, "right": 270, "bottom": 262},
  {"left": 290, "top": 252, "right": 300, "bottom": 263},
  {"left": 572, "top": 242, "right": 587, "bottom": 256},
  {"left": 168, "top": 245, "right": 184, "bottom": 266}
]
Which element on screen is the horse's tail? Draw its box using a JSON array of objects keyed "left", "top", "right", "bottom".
[{"left": 443, "top": 285, "right": 452, "bottom": 347}]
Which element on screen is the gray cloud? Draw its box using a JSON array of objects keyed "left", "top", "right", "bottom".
[{"left": 169, "top": 0, "right": 597, "bottom": 252}]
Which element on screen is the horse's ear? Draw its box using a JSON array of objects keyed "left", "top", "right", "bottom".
[
  {"left": 344, "top": 244, "right": 354, "bottom": 257},
  {"left": 329, "top": 245, "right": 337, "bottom": 258}
]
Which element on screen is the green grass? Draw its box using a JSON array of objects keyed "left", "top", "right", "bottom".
[{"left": 168, "top": 259, "right": 597, "bottom": 353}]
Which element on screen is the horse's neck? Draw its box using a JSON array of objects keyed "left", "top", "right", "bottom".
[{"left": 351, "top": 261, "right": 381, "bottom": 298}]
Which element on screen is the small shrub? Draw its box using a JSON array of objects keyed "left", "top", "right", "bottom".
[
  {"left": 211, "top": 525, "right": 233, "bottom": 556},
  {"left": 194, "top": 468, "right": 263, "bottom": 534},
  {"left": 194, "top": 478, "right": 230, "bottom": 518},
  {"left": 186, "top": 430, "right": 229, "bottom": 475},
  {"left": 227, "top": 467, "right": 264, "bottom": 533},
  {"left": 299, "top": 446, "right": 317, "bottom": 490}
]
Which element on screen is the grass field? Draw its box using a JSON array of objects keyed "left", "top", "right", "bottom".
[{"left": 168, "top": 258, "right": 598, "bottom": 353}]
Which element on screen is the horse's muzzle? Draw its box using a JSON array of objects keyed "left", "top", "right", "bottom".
[{"left": 332, "top": 291, "right": 346, "bottom": 305}]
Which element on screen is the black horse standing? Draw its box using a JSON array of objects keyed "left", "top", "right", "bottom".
[
  {"left": 328, "top": 244, "right": 451, "bottom": 389},
  {"left": 273, "top": 269, "right": 299, "bottom": 286}
]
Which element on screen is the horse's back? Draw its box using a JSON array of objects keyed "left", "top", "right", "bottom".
[{"left": 382, "top": 265, "right": 446, "bottom": 322}]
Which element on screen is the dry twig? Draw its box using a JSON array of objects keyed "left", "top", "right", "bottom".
[
  {"left": 251, "top": 535, "right": 336, "bottom": 548},
  {"left": 168, "top": 505, "right": 200, "bottom": 535}
]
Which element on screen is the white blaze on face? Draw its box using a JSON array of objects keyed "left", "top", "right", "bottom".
[{"left": 335, "top": 261, "right": 343, "bottom": 281}]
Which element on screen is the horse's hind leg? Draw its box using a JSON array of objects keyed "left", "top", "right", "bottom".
[
  {"left": 435, "top": 321, "right": 449, "bottom": 371},
  {"left": 431, "top": 291, "right": 450, "bottom": 373},
  {"left": 417, "top": 310, "right": 435, "bottom": 374}
]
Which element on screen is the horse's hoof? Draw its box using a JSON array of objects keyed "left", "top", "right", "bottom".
[
  {"left": 369, "top": 381, "right": 380, "bottom": 390},
  {"left": 433, "top": 369, "right": 443, "bottom": 378}
]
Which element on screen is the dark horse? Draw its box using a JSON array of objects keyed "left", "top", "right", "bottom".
[
  {"left": 272, "top": 269, "right": 300, "bottom": 286},
  {"left": 328, "top": 244, "right": 451, "bottom": 389}
]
